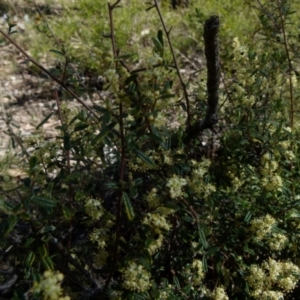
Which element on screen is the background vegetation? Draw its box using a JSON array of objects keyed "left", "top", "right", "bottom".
[{"left": 1, "top": 0, "right": 300, "bottom": 299}]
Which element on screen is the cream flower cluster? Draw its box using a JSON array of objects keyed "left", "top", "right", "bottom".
[
  {"left": 260, "top": 153, "right": 283, "bottom": 191},
  {"left": 191, "top": 259, "right": 205, "bottom": 286},
  {"left": 166, "top": 174, "right": 187, "bottom": 198},
  {"left": 247, "top": 258, "right": 300, "bottom": 299},
  {"left": 188, "top": 159, "right": 216, "bottom": 198},
  {"left": 32, "top": 270, "right": 70, "bottom": 300},
  {"left": 268, "top": 232, "right": 288, "bottom": 251},
  {"left": 90, "top": 228, "right": 108, "bottom": 249},
  {"left": 250, "top": 214, "right": 276, "bottom": 241},
  {"left": 146, "top": 188, "right": 160, "bottom": 208},
  {"left": 147, "top": 232, "right": 164, "bottom": 255},
  {"left": 250, "top": 214, "right": 287, "bottom": 250},
  {"left": 211, "top": 286, "right": 229, "bottom": 300},
  {"left": 121, "top": 261, "right": 152, "bottom": 292},
  {"left": 143, "top": 213, "right": 171, "bottom": 231},
  {"left": 84, "top": 197, "right": 104, "bottom": 221}
]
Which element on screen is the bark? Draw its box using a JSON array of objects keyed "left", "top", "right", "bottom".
[{"left": 184, "top": 15, "right": 220, "bottom": 143}]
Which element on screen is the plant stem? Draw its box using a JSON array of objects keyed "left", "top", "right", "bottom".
[{"left": 153, "top": 0, "right": 191, "bottom": 130}]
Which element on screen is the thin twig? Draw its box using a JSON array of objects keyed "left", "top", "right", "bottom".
[
  {"left": 275, "top": 0, "right": 294, "bottom": 129},
  {"left": 101, "top": 1, "right": 124, "bottom": 297},
  {"left": 153, "top": 0, "right": 191, "bottom": 130}
]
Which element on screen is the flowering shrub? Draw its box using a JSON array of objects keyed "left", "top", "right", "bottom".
[
  {"left": 1, "top": 0, "right": 300, "bottom": 299},
  {"left": 32, "top": 271, "right": 69, "bottom": 300}
]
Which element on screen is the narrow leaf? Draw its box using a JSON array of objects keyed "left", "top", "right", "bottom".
[
  {"left": 4, "top": 215, "right": 18, "bottom": 236},
  {"left": 157, "top": 29, "right": 164, "bottom": 47},
  {"left": 198, "top": 225, "right": 208, "bottom": 248},
  {"left": 202, "top": 256, "right": 208, "bottom": 272},
  {"left": 25, "top": 251, "right": 35, "bottom": 267},
  {"left": 74, "top": 123, "right": 89, "bottom": 132},
  {"left": 125, "top": 74, "right": 138, "bottom": 85},
  {"left": 36, "top": 112, "right": 53, "bottom": 129},
  {"left": 29, "top": 156, "right": 38, "bottom": 171},
  {"left": 173, "top": 276, "right": 180, "bottom": 288},
  {"left": 31, "top": 196, "right": 56, "bottom": 208},
  {"left": 39, "top": 225, "right": 56, "bottom": 234},
  {"left": 122, "top": 192, "right": 135, "bottom": 221},
  {"left": 133, "top": 149, "right": 156, "bottom": 168},
  {"left": 41, "top": 256, "right": 54, "bottom": 270},
  {"left": 244, "top": 211, "right": 252, "bottom": 223},
  {"left": 64, "top": 132, "right": 71, "bottom": 150},
  {"left": 24, "top": 237, "right": 35, "bottom": 248},
  {"left": 92, "top": 122, "right": 117, "bottom": 145},
  {"left": 49, "top": 49, "right": 65, "bottom": 56}
]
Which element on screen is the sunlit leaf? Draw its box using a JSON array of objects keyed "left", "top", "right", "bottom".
[
  {"left": 122, "top": 192, "right": 135, "bottom": 221},
  {"left": 133, "top": 148, "right": 156, "bottom": 168}
]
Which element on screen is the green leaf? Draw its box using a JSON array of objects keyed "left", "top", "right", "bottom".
[
  {"left": 102, "top": 110, "right": 112, "bottom": 124},
  {"left": 146, "top": 4, "right": 155, "bottom": 11},
  {"left": 244, "top": 211, "right": 252, "bottom": 223},
  {"left": 39, "top": 225, "right": 56, "bottom": 234},
  {"left": 146, "top": 133, "right": 163, "bottom": 144},
  {"left": 125, "top": 74, "right": 138, "bottom": 85},
  {"left": 122, "top": 192, "right": 135, "bottom": 221},
  {"left": 115, "top": 53, "right": 137, "bottom": 60},
  {"left": 139, "top": 250, "right": 153, "bottom": 268},
  {"left": 162, "top": 203, "right": 180, "bottom": 211},
  {"left": 25, "top": 251, "right": 36, "bottom": 267},
  {"left": 182, "top": 284, "right": 192, "bottom": 294},
  {"left": 29, "top": 156, "right": 38, "bottom": 171},
  {"left": 64, "top": 132, "right": 71, "bottom": 150},
  {"left": 202, "top": 256, "right": 208, "bottom": 272},
  {"left": 36, "top": 112, "right": 54, "bottom": 129},
  {"left": 157, "top": 29, "right": 164, "bottom": 47},
  {"left": 62, "top": 206, "right": 72, "bottom": 220},
  {"left": 152, "top": 36, "right": 163, "bottom": 57},
  {"left": 4, "top": 215, "right": 18, "bottom": 236},
  {"left": 24, "top": 237, "right": 35, "bottom": 248},
  {"left": 103, "top": 182, "right": 119, "bottom": 191},
  {"left": 49, "top": 49, "right": 65, "bottom": 56},
  {"left": 31, "top": 196, "right": 56, "bottom": 208},
  {"left": 158, "top": 93, "right": 176, "bottom": 100},
  {"left": 41, "top": 256, "right": 54, "bottom": 270},
  {"left": 129, "top": 186, "right": 138, "bottom": 198},
  {"left": 198, "top": 225, "right": 208, "bottom": 248},
  {"left": 205, "top": 247, "right": 220, "bottom": 255},
  {"left": 92, "top": 122, "right": 117, "bottom": 145},
  {"left": 133, "top": 149, "right": 156, "bottom": 168},
  {"left": 173, "top": 276, "right": 180, "bottom": 288},
  {"left": 73, "top": 123, "right": 89, "bottom": 132},
  {"left": 38, "top": 244, "right": 48, "bottom": 258}
]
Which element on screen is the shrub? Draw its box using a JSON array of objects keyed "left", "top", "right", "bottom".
[{"left": 1, "top": 0, "right": 300, "bottom": 299}]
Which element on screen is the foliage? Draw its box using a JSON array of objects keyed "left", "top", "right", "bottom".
[{"left": 1, "top": 0, "right": 300, "bottom": 299}]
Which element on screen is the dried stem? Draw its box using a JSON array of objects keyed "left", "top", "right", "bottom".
[{"left": 184, "top": 15, "right": 220, "bottom": 143}]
